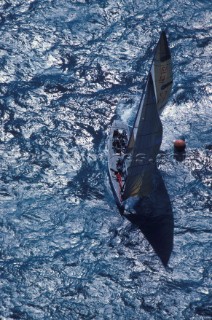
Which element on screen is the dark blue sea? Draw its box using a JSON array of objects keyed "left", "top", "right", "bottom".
[{"left": 0, "top": 1, "right": 211, "bottom": 319}]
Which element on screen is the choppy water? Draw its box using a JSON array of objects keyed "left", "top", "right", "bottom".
[{"left": 0, "top": 0, "right": 211, "bottom": 319}]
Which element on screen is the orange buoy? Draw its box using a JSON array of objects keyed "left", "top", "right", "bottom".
[{"left": 174, "top": 139, "right": 186, "bottom": 152}]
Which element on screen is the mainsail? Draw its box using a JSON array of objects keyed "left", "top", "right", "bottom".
[
  {"left": 151, "top": 31, "right": 173, "bottom": 113},
  {"left": 122, "top": 74, "right": 162, "bottom": 200}
]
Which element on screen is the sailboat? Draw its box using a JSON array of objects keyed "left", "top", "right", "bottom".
[{"left": 108, "top": 31, "right": 173, "bottom": 266}]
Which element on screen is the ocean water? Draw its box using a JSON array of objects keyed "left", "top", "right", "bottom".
[{"left": 0, "top": 0, "right": 211, "bottom": 319}]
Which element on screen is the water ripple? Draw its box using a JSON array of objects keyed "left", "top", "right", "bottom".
[{"left": 0, "top": 0, "right": 211, "bottom": 319}]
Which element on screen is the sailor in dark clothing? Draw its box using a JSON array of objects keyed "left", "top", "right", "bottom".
[
  {"left": 116, "top": 157, "right": 125, "bottom": 175},
  {"left": 121, "top": 138, "right": 126, "bottom": 151},
  {"left": 122, "top": 130, "right": 127, "bottom": 138},
  {"left": 112, "top": 136, "right": 121, "bottom": 153},
  {"left": 113, "top": 129, "right": 128, "bottom": 152},
  {"left": 117, "top": 158, "right": 123, "bottom": 167},
  {"left": 113, "top": 129, "right": 119, "bottom": 138}
]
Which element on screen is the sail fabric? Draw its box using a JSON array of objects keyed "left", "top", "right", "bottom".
[
  {"left": 151, "top": 31, "right": 173, "bottom": 113},
  {"left": 122, "top": 74, "right": 162, "bottom": 200},
  {"left": 128, "top": 31, "right": 172, "bottom": 150}
]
